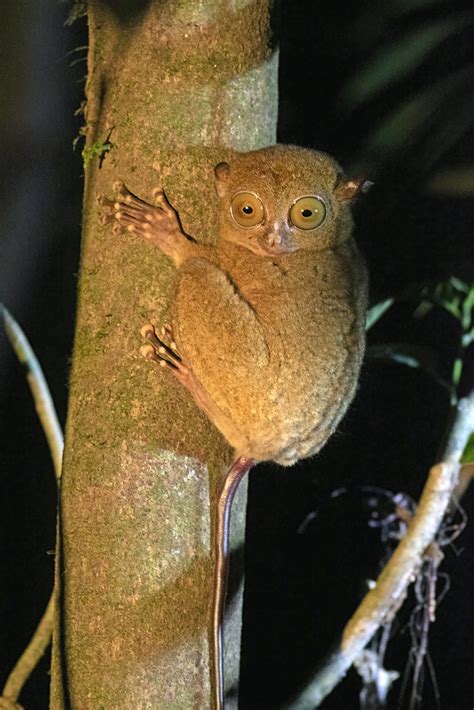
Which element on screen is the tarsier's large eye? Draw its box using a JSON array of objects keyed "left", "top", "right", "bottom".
[
  {"left": 230, "top": 192, "right": 265, "bottom": 227},
  {"left": 290, "top": 196, "right": 327, "bottom": 230}
]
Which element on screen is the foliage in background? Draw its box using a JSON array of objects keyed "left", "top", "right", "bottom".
[
  {"left": 340, "top": 1, "right": 474, "bottom": 188},
  {"left": 295, "top": 1, "right": 474, "bottom": 706}
]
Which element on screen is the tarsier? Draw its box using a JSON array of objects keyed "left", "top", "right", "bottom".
[{"left": 101, "top": 145, "right": 369, "bottom": 709}]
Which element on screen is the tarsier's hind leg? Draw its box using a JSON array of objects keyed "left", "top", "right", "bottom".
[
  {"left": 140, "top": 322, "right": 230, "bottom": 426},
  {"left": 174, "top": 260, "right": 270, "bottom": 390},
  {"left": 172, "top": 258, "right": 271, "bottom": 456}
]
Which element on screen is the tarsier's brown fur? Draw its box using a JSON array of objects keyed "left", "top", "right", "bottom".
[
  {"left": 101, "top": 144, "right": 368, "bottom": 708},
  {"left": 177, "top": 147, "right": 367, "bottom": 464}
]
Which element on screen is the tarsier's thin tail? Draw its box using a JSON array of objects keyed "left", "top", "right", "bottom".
[{"left": 212, "top": 455, "right": 255, "bottom": 710}]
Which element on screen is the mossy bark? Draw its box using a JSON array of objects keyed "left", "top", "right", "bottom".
[{"left": 50, "top": 1, "right": 277, "bottom": 707}]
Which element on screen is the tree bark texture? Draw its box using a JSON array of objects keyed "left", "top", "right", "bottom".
[{"left": 50, "top": 2, "right": 278, "bottom": 707}]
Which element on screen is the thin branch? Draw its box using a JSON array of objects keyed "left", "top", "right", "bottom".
[
  {"left": 287, "top": 392, "right": 474, "bottom": 709},
  {"left": 1, "top": 306, "right": 64, "bottom": 703},
  {"left": 1, "top": 596, "right": 55, "bottom": 703},
  {"left": 0, "top": 698, "right": 23, "bottom": 709},
  {"left": 1, "top": 305, "right": 63, "bottom": 481}
]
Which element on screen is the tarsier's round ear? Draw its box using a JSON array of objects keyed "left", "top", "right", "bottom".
[
  {"left": 214, "top": 161, "right": 230, "bottom": 197},
  {"left": 334, "top": 175, "right": 374, "bottom": 202}
]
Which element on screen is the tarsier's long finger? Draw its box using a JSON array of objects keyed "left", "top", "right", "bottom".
[
  {"left": 97, "top": 194, "right": 117, "bottom": 225},
  {"left": 152, "top": 187, "right": 174, "bottom": 212},
  {"left": 113, "top": 200, "right": 166, "bottom": 218},
  {"left": 160, "top": 323, "right": 179, "bottom": 352},
  {"left": 97, "top": 191, "right": 147, "bottom": 227},
  {"left": 113, "top": 190, "right": 176, "bottom": 234},
  {"left": 101, "top": 181, "right": 184, "bottom": 259},
  {"left": 114, "top": 211, "right": 149, "bottom": 228},
  {"left": 111, "top": 214, "right": 152, "bottom": 239},
  {"left": 109, "top": 182, "right": 168, "bottom": 226},
  {"left": 141, "top": 323, "right": 173, "bottom": 357},
  {"left": 140, "top": 323, "right": 182, "bottom": 366},
  {"left": 140, "top": 344, "right": 178, "bottom": 370},
  {"left": 114, "top": 213, "right": 156, "bottom": 239},
  {"left": 112, "top": 181, "right": 151, "bottom": 208},
  {"left": 100, "top": 203, "right": 150, "bottom": 233},
  {"left": 113, "top": 182, "right": 162, "bottom": 216}
]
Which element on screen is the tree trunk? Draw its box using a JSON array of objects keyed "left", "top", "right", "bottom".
[{"left": 50, "top": 1, "right": 277, "bottom": 707}]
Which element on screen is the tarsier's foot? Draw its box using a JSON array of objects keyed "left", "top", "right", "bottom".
[
  {"left": 98, "top": 182, "right": 184, "bottom": 249},
  {"left": 140, "top": 322, "right": 182, "bottom": 371}
]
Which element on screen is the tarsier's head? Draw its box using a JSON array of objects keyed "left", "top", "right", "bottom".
[{"left": 214, "top": 145, "right": 370, "bottom": 257}]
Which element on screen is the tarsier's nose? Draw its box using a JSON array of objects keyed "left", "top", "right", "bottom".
[
  {"left": 263, "top": 222, "right": 296, "bottom": 254},
  {"left": 267, "top": 232, "right": 283, "bottom": 248}
]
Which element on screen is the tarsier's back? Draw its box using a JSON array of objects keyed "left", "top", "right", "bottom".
[{"left": 171, "top": 146, "right": 368, "bottom": 464}]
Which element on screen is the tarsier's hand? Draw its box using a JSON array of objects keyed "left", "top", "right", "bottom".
[{"left": 99, "top": 182, "right": 188, "bottom": 262}]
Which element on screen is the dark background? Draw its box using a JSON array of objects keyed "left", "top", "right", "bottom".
[{"left": 1, "top": 2, "right": 473, "bottom": 708}]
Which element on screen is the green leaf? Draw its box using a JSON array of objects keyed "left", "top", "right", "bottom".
[
  {"left": 452, "top": 358, "right": 463, "bottom": 386},
  {"left": 364, "top": 64, "right": 474, "bottom": 155},
  {"left": 366, "top": 298, "right": 394, "bottom": 331},
  {"left": 82, "top": 139, "right": 113, "bottom": 168},
  {"left": 413, "top": 300, "right": 434, "bottom": 319},
  {"left": 340, "top": 18, "right": 470, "bottom": 108},
  {"left": 367, "top": 343, "right": 437, "bottom": 370},
  {"left": 462, "top": 329, "right": 474, "bottom": 347},
  {"left": 449, "top": 276, "right": 470, "bottom": 293},
  {"left": 428, "top": 166, "right": 474, "bottom": 197},
  {"left": 367, "top": 342, "right": 453, "bottom": 393},
  {"left": 461, "top": 432, "right": 474, "bottom": 464},
  {"left": 418, "top": 278, "right": 474, "bottom": 333},
  {"left": 461, "top": 289, "right": 474, "bottom": 330}
]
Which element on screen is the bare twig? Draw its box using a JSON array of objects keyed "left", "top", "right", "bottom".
[
  {"left": 1, "top": 306, "right": 63, "bottom": 704},
  {"left": 286, "top": 392, "right": 474, "bottom": 709},
  {"left": 1, "top": 597, "right": 55, "bottom": 703},
  {"left": 0, "top": 698, "right": 23, "bottom": 709},
  {"left": 1, "top": 305, "right": 63, "bottom": 481}
]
